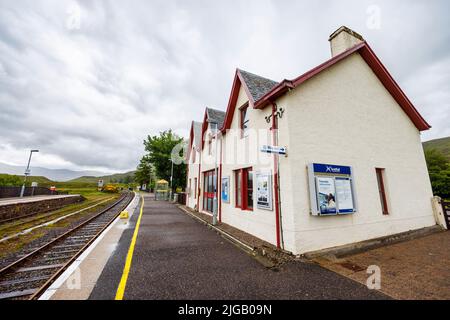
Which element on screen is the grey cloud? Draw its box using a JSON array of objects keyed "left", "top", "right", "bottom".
[{"left": 0, "top": 0, "right": 449, "bottom": 172}]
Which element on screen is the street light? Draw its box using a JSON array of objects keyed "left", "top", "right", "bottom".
[
  {"left": 212, "top": 122, "right": 219, "bottom": 226},
  {"left": 20, "top": 149, "right": 39, "bottom": 198},
  {"left": 169, "top": 158, "right": 174, "bottom": 201}
]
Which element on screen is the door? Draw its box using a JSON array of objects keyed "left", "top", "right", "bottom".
[{"left": 203, "top": 170, "right": 216, "bottom": 213}]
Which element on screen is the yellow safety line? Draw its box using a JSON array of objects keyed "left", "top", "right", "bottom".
[{"left": 115, "top": 195, "right": 144, "bottom": 300}]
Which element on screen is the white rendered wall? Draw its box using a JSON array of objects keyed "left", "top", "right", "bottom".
[
  {"left": 278, "top": 52, "right": 435, "bottom": 254},
  {"left": 220, "top": 86, "right": 282, "bottom": 246}
]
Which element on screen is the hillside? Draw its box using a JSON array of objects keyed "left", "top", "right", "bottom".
[
  {"left": 69, "top": 171, "right": 135, "bottom": 184},
  {"left": 0, "top": 162, "right": 106, "bottom": 181},
  {"left": 423, "top": 136, "right": 450, "bottom": 161}
]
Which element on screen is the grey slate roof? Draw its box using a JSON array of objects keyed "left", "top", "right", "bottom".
[
  {"left": 238, "top": 69, "right": 279, "bottom": 102},
  {"left": 206, "top": 107, "right": 226, "bottom": 128}
]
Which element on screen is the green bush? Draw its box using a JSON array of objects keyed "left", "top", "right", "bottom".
[
  {"left": 0, "top": 174, "right": 22, "bottom": 186},
  {"left": 425, "top": 148, "right": 450, "bottom": 198}
]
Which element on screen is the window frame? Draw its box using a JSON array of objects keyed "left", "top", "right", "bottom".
[
  {"left": 234, "top": 167, "right": 253, "bottom": 211},
  {"left": 375, "top": 168, "right": 389, "bottom": 215}
]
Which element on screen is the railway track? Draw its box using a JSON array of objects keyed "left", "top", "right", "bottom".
[{"left": 0, "top": 192, "right": 135, "bottom": 300}]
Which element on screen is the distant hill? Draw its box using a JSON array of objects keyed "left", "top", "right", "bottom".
[
  {"left": 0, "top": 162, "right": 106, "bottom": 181},
  {"left": 69, "top": 171, "right": 135, "bottom": 184},
  {"left": 423, "top": 136, "right": 450, "bottom": 161}
]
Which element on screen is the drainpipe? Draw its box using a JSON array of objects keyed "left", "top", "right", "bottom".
[
  {"left": 213, "top": 122, "right": 219, "bottom": 225},
  {"left": 271, "top": 102, "right": 283, "bottom": 249},
  {"left": 197, "top": 150, "right": 202, "bottom": 211},
  {"left": 219, "top": 136, "right": 223, "bottom": 222}
]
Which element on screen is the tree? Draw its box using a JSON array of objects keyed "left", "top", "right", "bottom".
[
  {"left": 134, "top": 155, "right": 153, "bottom": 187},
  {"left": 424, "top": 148, "right": 450, "bottom": 198},
  {"left": 143, "top": 130, "right": 187, "bottom": 191}
]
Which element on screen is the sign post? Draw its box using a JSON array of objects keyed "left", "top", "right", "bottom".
[{"left": 261, "top": 145, "right": 287, "bottom": 156}]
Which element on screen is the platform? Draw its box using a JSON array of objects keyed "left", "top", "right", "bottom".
[
  {"left": 0, "top": 194, "right": 81, "bottom": 207},
  {"left": 41, "top": 193, "right": 386, "bottom": 300}
]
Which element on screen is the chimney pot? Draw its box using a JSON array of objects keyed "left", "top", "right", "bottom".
[{"left": 329, "top": 26, "right": 365, "bottom": 57}]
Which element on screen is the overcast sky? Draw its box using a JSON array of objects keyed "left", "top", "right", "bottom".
[{"left": 0, "top": 0, "right": 449, "bottom": 173}]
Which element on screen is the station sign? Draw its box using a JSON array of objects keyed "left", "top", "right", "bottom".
[
  {"left": 308, "top": 163, "right": 357, "bottom": 216},
  {"left": 261, "top": 145, "right": 287, "bottom": 156}
]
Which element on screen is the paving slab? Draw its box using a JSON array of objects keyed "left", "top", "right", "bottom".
[{"left": 314, "top": 231, "right": 450, "bottom": 300}]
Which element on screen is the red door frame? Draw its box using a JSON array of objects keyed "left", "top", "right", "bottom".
[{"left": 203, "top": 170, "right": 216, "bottom": 213}]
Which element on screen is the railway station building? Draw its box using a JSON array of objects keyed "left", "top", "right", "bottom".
[{"left": 185, "top": 26, "right": 436, "bottom": 255}]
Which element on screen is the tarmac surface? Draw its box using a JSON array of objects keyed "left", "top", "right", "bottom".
[{"left": 90, "top": 193, "right": 389, "bottom": 300}]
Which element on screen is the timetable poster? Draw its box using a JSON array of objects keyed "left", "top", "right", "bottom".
[
  {"left": 316, "top": 177, "right": 337, "bottom": 214},
  {"left": 335, "top": 177, "right": 354, "bottom": 213}
]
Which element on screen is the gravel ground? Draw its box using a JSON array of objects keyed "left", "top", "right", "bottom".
[{"left": 90, "top": 194, "right": 388, "bottom": 300}]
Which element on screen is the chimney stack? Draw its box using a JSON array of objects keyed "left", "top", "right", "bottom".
[{"left": 329, "top": 26, "right": 365, "bottom": 57}]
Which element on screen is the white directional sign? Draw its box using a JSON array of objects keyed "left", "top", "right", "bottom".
[{"left": 261, "top": 145, "right": 287, "bottom": 156}]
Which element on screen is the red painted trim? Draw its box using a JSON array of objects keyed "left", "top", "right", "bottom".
[
  {"left": 236, "top": 70, "right": 256, "bottom": 108},
  {"left": 359, "top": 43, "right": 431, "bottom": 131},
  {"left": 272, "top": 102, "right": 281, "bottom": 249},
  {"left": 376, "top": 168, "right": 389, "bottom": 215},
  {"left": 201, "top": 110, "right": 209, "bottom": 149},
  {"left": 196, "top": 155, "right": 201, "bottom": 211},
  {"left": 186, "top": 164, "right": 189, "bottom": 207},
  {"left": 220, "top": 69, "right": 258, "bottom": 133},
  {"left": 218, "top": 138, "right": 223, "bottom": 222},
  {"left": 220, "top": 70, "right": 242, "bottom": 133},
  {"left": 234, "top": 169, "right": 241, "bottom": 208},
  {"left": 253, "top": 42, "right": 430, "bottom": 131}
]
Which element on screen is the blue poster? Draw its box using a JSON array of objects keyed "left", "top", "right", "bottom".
[
  {"left": 316, "top": 177, "right": 337, "bottom": 215},
  {"left": 221, "top": 177, "right": 230, "bottom": 203}
]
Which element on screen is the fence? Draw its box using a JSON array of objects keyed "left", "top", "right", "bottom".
[{"left": 0, "top": 186, "right": 68, "bottom": 199}]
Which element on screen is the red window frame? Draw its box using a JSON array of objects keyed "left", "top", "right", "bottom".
[
  {"left": 234, "top": 167, "right": 253, "bottom": 211},
  {"left": 239, "top": 103, "right": 249, "bottom": 138},
  {"left": 376, "top": 168, "right": 389, "bottom": 215}
]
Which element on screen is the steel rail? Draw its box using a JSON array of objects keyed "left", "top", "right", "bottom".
[
  {"left": 0, "top": 193, "right": 132, "bottom": 296},
  {"left": 29, "top": 192, "right": 135, "bottom": 299}
]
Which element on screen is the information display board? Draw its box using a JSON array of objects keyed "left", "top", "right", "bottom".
[
  {"left": 221, "top": 177, "right": 230, "bottom": 203},
  {"left": 256, "top": 171, "right": 273, "bottom": 210},
  {"left": 308, "top": 163, "right": 356, "bottom": 216}
]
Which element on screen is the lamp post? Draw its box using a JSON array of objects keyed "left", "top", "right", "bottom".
[
  {"left": 20, "top": 149, "right": 39, "bottom": 198},
  {"left": 169, "top": 158, "right": 174, "bottom": 201},
  {"left": 212, "top": 122, "right": 219, "bottom": 226}
]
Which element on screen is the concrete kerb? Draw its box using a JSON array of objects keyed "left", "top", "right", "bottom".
[
  {"left": 302, "top": 225, "right": 444, "bottom": 260},
  {"left": 38, "top": 192, "right": 140, "bottom": 300}
]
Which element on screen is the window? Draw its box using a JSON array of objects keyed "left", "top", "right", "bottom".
[
  {"left": 192, "top": 148, "right": 196, "bottom": 163},
  {"left": 194, "top": 178, "right": 197, "bottom": 199},
  {"left": 240, "top": 104, "right": 249, "bottom": 138},
  {"left": 235, "top": 170, "right": 242, "bottom": 207},
  {"left": 375, "top": 168, "right": 389, "bottom": 215},
  {"left": 208, "top": 138, "right": 212, "bottom": 155},
  {"left": 234, "top": 167, "right": 253, "bottom": 210}
]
